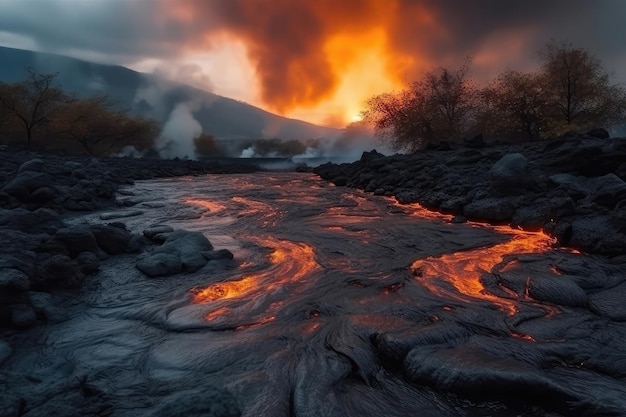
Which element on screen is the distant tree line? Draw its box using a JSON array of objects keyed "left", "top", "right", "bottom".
[
  {"left": 363, "top": 41, "right": 626, "bottom": 152},
  {"left": 192, "top": 135, "right": 322, "bottom": 159},
  {"left": 0, "top": 68, "right": 160, "bottom": 156},
  {"left": 240, "top": 137, "right": 321, "bottom": 157}
]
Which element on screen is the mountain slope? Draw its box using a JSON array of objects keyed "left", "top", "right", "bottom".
[{"left": 0, "top": 46, "right": 340, "bottom": 141}]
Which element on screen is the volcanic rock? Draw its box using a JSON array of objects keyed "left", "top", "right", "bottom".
[
  {"left": 403, "top": 344, "right": 571, "bottom": 403},
  {"left": 136, "top": 230, "right": 231, "bottom": 277},
  {"left": 377, "top": 321, "right": 471, "bottom": 363},
  {"left": 160, "top": 230, "right": 214, "bottom": 271},
  {"left": 76, "top": 251, "right": 100, "bottom": 274},
  {"left": 588, "top": 281, "right": 626, "bottom": 321},
  {"left": 463, "top": 198, "right": 516, "bottom": 222},
  {"left": 550, "top": 173, "right": 626, "bottom": 209},
  {"left": 489, "top": 152, "right": 529, "bottom": 195},
  {"left": 35, "top": 255, "right": 85, "bottom": 290},
  {"left": 569, "top": 215, "right": 626, "bottom": 255},
  {"left": 151, "top": 389, "right": 241, "bottom": 417},
  {"left": 2, "top": 170, "right": 55, "bottom": 200},
  {"left": 527, "top": 275, "right": 588, "bottom": 307},
  {"left": 17, "top": 158, "right": 46, "bottom": 173},
  {"left": 0, "top": 207, "right": 61, "bottom": 233},
  {"left": 52, "top": 226, "right": 101, "bottom": 258},
  {"left": 204, "top": 249, "right": 235, "bottom": 261},
  {"left": 143, "top": 225, "right": 175, "bottom": 242},
  {"left": 136, "top": 253, "right": 183, "bottom": 277},
  {"left": 28, "top": 291, "right": 68, "bottom": 323},
  {"left": 0, "top": 268, "right": 30, "bottom": 291},
  {"left": 586, "top": 128, "right": 610, "bottom": 139},
  {"left": 11, "top": 303, "right": 37, "bottom": 329},
  {"left": 0, "top": 340, "right": 11, "bottom": 365},
  {"left": 91, "top": 223, "right": 136, "bottom": 254}
]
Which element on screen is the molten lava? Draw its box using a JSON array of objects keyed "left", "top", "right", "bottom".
[
  {"left": 404, "top": 202, "right": 556, "bottom": 315},
  {"left": 183, "top": 198, "right": 227, "bottom": 213},
  {"left": 192, "top": 276, "right": 256, "bottom": 303},
  {"left": 231, "top": 196, "right": 282, "bottom": 227},
  {"left": 191, "top": 237, "right": 319, "bottom": 322}
]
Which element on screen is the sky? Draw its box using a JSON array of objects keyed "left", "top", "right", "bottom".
[{"left": 1, "top": 0, "right": 625, "bottom": 127}]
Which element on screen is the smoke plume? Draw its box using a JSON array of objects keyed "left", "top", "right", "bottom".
[
  {"left": 2, "top": 0, "right": 623, "bottom": 127},
  {"left": 156, "top": 0, "right": 609, "bottom": 116},
  {"left": 157, "top": 101, "right": 202, "bottom": 159}
]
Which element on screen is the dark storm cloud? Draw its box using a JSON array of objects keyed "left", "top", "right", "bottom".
[
  {"left": 1, "top": 0, "right": 625, "bottom": 108},
  {"left": 387, "top": 0, "right": 622, "bottom": 66},
  {"left": 0, "top": 0, "right": 207, "bottom": 62},
  {"left": 0, "top": 0, "right": 619, "bottom": 62}
]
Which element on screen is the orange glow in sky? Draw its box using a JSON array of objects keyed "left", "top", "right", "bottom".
[
  {"left": 287, "top": 29, "right": 409, "bottom": 127},
  {"left": 2, "top": 0, "right": 623, "bottom": 128},
  {"left": 146, "top": 0, "right": 441, "bottom": 127}
]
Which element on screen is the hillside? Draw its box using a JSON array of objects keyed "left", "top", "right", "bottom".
[{"left": 0, "top": 46, "right": 341, "bottom": 142}]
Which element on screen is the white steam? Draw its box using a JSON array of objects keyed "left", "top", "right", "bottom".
[
  {"left": 157, "top": 101, "right": 202, "bottom": 159},
  {"left": 133, "top": 75, "right": 175, "bottom": 121},
  {"left": 240, "top": 147, "right": 256, "bottom": 158},
  {"left": 134, "top": 72, "right": 220, "bottom": 159},
  {"left": 114, "top": 145, "right": 143, "bottom": 158},
  {"left": 294, "top": 146, "right": 321, "bottom": 159},
  {"left": 292, "top": 124, "right": 393, "bottom": 164}
]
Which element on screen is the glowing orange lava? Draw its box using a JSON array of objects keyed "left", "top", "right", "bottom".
[
  {"left": 183, "top": 198, "right": 227, "bottom": 213},
  {"left": 232, "top": 196, "right": 281, "bottom": 227},
  {"left": 191, "top": 238, "right": 319, "bottom": 322},
  {"left": 404, "top": 201, "right": 556, "bottom": 315},
  {"left": 192, "top": 276, "right": 256, "bottom": 303}
]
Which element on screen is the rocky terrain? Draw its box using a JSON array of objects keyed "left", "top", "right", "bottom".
[
  {"left": 0, "top": 149, "right": 257, "bottom": 329},
  {"left": 314, "top": 130, "right": 626, "bottom": 258},
  {"left": 1, "top": 134, "right": 626, "bottom": 416}
]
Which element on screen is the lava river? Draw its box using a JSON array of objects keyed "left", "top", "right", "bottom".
[{"left": 6, "top": 173, "right": 626, "bottom": 416}]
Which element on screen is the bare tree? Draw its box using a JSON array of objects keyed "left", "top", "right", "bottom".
[
  {"left": 50, "top": 95, "right": 160, "bottom": 155},
  {"left": 0, "top": 68, "right": 69, "bottom": 147},
  {"left": 421, "top": 58, "right": 477, "bottom": 139},
  {"left": 540, "top": 41, "right": 626, "bottom": 133},
  {"left": 481, "top": 70, "right": 547, "bottom": 141}
]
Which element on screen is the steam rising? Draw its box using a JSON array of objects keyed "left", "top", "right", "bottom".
[
  {"left": 134, "top": 74, "right": 217, "bottom": 160},
  {"left": 157, "top": 101, "right": 202, "bottom": 159},
  {"left": 236, "top": 124, "right": 392, "bottom": 165},
  {"left": 131, "top": 65, "right": 387, "bottom": 162},
  {"left": 2, "top": 0, "right": 625, "bottom": 123}
]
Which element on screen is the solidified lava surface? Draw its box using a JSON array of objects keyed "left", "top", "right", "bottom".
[{"left": 2, "top": 173, "right": 626, "bottom": 416}]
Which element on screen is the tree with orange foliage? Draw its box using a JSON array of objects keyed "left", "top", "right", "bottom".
[
  {"left": 363, "top": 59, "right": 478, "bottom": 152},
  {"left": 50, "top": 95, "right": 160, "bottom": 156},
  {"left": 480, "top": 70, "right": 548, "bottom": 141},
  {"left": 363, "top": 89, "right": 431, "bottom": 152},
  {"left": 194, "top": 132, "right": 223, "bottom": 157}
]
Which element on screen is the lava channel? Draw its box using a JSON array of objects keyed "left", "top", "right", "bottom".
[
  {"left": 403, "top": 202, "right": 557, "bottom": 315},
  {"left": 191, "top": 237, "right": 319, "bottom": 321}
]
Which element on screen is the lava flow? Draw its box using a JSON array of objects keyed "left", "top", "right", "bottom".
[
  {"left": 231, "top": 196, "right": 282, "bottom": 227},
  {"left": 406, "top": 202, "right": 557, "bottom": 314},
  {"left": 191, "top": 237, "right": 319, "bottom": 321},
  {"left": 183, "top": 197, "right": 227, "bottom": 214}
]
